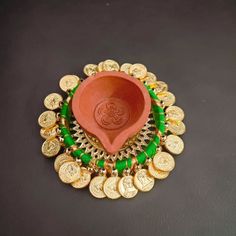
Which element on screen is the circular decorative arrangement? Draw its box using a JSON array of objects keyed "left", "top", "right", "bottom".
[{"left": 38, "top": 59, "right": 186, "bottom": 199}]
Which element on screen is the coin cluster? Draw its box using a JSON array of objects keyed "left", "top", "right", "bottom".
[{"left": 38, "top": 59, "right": 186, "bottom": 199}]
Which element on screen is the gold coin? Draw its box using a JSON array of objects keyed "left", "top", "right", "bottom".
[
  {"left": 129, "top": 63, "right": 147, "bottom": 79},
  {"left": 148, "top": 162, "right": 169, "bottom": 179},
  {"left": 134, "top": 169, "right": 155, "bottom": 192},
  {"left": 71, "top": 167, "right": 91, "bottom": 189},
  {"left": 58, "top": 161, "right": 81, "bottom": 184},
  {"left": 120, "top": 63, "right": 132, "bottom": 74},
  {"left": 165, "top": 106, "right": 185, "bottom": 121},
  {"left": 167, "top": 120, "right": 186, "bottom": 135},
  {"left": 143, "top": 72, "right": 157, "bottom": 82},
  {"left": 54, "top": 153, "right": 74, "bottom": 172},
  {"left": 118, "top": 175, "right": 138, "bottom": 199},
  {"left": 59, "top": 75, "right": 79, "bottom": 92},
  {"left": 165, "top": 134, "right": 184, "bottom": 155},
  {"left": 153, "top": 152, "right": 175, "bottom": 172},
  {"left": 41, "top": 138, "right": 61, "bottom": 157},
  {"left": 157, "top": 91, "right": 175, "bottom": 107},
  {"left": 83, "top": 64, "right": 98, "bottom": 76},
  {"left": 102, "top": 59, "right": 120, "bottom": 71},
  {"left": 38, "top": 111, "right": 57, "bottom": 128},
  {"left": 89, "top": 176, "right": 107, "bottom": 199},
  {"left": 153, "top": 81, "right": 168, "bottom": 94},
  {"left": 40, "top": 125, "right": 58, "bottom": 139},
  {"left": 97, "top": 61, "right": 104, "bottom": 72},
  {"left": 44, "top": 93, "right": 63, "bottom": 110},
  {"left": 103, "top": 176, "right": 121, "bottom": 199},
  {"left": 143, "top": 72, "right": 158, "bottom": 88}
]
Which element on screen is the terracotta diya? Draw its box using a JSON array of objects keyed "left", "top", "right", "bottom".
[
  {"left": 38, "top": 59, "right": 186, "bottom": 199},
  {"left": 72, "top": 71, "right": 151, "bottom": 154}
]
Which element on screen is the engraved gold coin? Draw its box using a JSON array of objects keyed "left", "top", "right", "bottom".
[
  {"left": 146, "top": 72, "right": 157, "bottom": 81},
  {"left": 89, "top": 176, "right": 107, "bottom": 198},
  {"left": 44, "top": 93, "right": 63, "bottom": 110},
  {"left": 54, "top": 153, "right": 74, "bottom": 172},
  {"left": 134, "top": 169, "right": 155, "bottom": 192},
  {"left": 118, "top": 176, "right": 138, "bottom": 199},
  {"left": 148, "top": 162, "right": 169, "bottom": 179},
  {"left": 58, "top": 161, "right": 81, "bottom": 184},
  {"left": 153, "top": 152, "right": 175, "bottom": 172},
  {"left": 41, "top": 138, "right": 61, "bottom": 157},
  {"left": 154, "top": 81, "right": 168, "bottom": 94},
  {"left": 97, "top": 61, "right": 104, "bottom": 72},
  {"left": 83, "top": 64, "right": 98, "bottom": 76},
  {"left": 167, "top": 120, "right": 186, "bottom": 135},
  {"left": 38, "top": 110, "right": 57, "bottom": 128},
  {"left": 71, "top": 167, "right": 91, "bottom": 189},
  {"left": 157, "top": 91, "right": 175, "bottom": 107},
  {"left": 59, "top": 75, "right": 79, "bottom": 92},
  {"left": 129, "top": 63, "right": 147, "bottom": 79},
  {"left": 102, "top": 59, "right": 120, "bottom": 71},
  {"left": 40, "top": 125, "right": 58, "bottom": 139},
  {"left": 120, "top": 63, "right": 132, "bottom": 74},
  {"left": 166, "top": 105, "right": 185, "bottom": 121},
  {"left": 143, "top": 72, "right": 157, "bottom": 82},
  {"left": 103, "top": 176, "right": 121, "bottom": 199},
  {"left": 165, "top": 134, "right": 184, "bottom": 155}
]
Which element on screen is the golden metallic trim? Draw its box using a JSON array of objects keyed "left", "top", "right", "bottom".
[
  {"left": 70, "top": 144, "right": 78, "bottom": 152},
  {"left": 104, "top": 160, "right": 114, "bottom": 175}
]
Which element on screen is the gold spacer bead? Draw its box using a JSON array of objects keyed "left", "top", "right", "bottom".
[
  {"left": 131, "top": 156, "right": 138, "bottom": 171},
  {"left": 66, "top": 96, "right": 72, "bottom": 104},
  {"left": 59, "top": 117, "right": 67, "bottom": 126},
  {"left": 151, "top": 99, "right": 164, "bottom": 108},
  {"left": 70, "top": 144, "right": 78, "bottom": 152},
  {"left": 104, "top": 160, "right": 114, "bottom": 175},
  {"left": 155, "top": 128, "right": 163, "bottom": 138}
]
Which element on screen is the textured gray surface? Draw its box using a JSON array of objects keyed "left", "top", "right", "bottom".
[{"left": 0, "top": 0, "right": 236, "bottom": 235}]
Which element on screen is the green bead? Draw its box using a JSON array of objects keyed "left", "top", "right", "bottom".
[
  {"left": 152, "top": 104, "right": 163, "bottom": 114},
  {"left": 136, "top": 152, "right": 146, "bottom": 164},
  {"left": 64, "top": 135, "right": 76, "bottom": 147},
  {"left": 97, "top": 159, "right": 105, "bottom": 168},
  {"left": 71, "top": 149, "right": 92, "bottom": 164},
  {"left": 145, "top": 142, "right": 156, "bottom": 157},
  {"left": 81, "top": 153, "right": 92, "bottom": 164},
  {"left": 60, "top": 127, "right": 70, "bottom": 136},
  {"left": 152, "top": 135, "right": 160, "bottom": 145},
  {"left": 72, "top": 149, "right": 83, "bottom": 157},
  {"left": 152, "top": 109, "right": 166, "bottom": 134},
  {"left": 115, "top": 160, "right": 127, "bottom": 173},
  {"left": 158, "top": 123, "right": 166, "bottom": 134},
  {"left": 60, "top": 103, "right": 69, "bottom": 119}
]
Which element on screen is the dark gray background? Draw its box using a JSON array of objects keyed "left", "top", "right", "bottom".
[{"left": 0, "top": 0, "right": 236, "bottom": 235}]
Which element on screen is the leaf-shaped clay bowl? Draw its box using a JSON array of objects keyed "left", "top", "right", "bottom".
[{"left": 72, "top": 71, "right": 151, "bottom": 154}]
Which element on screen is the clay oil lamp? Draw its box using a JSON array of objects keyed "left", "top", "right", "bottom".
[{"left": 72, "top": 71, "right": 151, "bottom": 154}]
